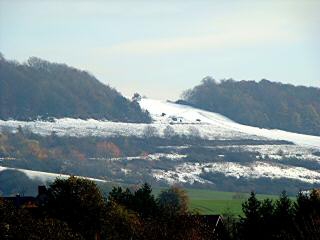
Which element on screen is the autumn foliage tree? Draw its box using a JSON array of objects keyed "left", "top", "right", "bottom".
[{"left": 157, "top": 186, "right": 189, "bottom": 216}]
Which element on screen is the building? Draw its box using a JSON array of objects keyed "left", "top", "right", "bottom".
[{"left": 2, "top": 185, "right": 48, "bottom": 209}]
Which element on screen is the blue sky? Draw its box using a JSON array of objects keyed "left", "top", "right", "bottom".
[{"left": 0, "top": 0, "right": 319, "bottom": 99}]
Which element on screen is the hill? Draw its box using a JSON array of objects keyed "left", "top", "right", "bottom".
[
  {"left": 0, "top": 55, "right": 151, "bottom": 123},
  {"left": 1, "top": 98, "right": 319, "bottom": 195},
  {"left": 180, "top": 77, "right": 320, "bottom": 136}
]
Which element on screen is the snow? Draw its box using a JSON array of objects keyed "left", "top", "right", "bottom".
[
  {"left": 0, "top": 118, "right": 255, "bottom": 140},
  {"left": 140, "top": 98, "right": 320, "bottom": 148},
  {"left": 1, "top": 98, "right": 319, "bottom": 148},
  {"left": 120, "top": 168, "right": 131, "bottom": 175},
  {"left": 91, "top": 153, "right": 187, "bottom": 162},
  {"left": 0, "top": 166, "right": 108, "bottom": 183},
  {"left": 203, "top": 162, "right": 320, "bottom": 184},
  {"left": 1, "top": 98, "right": 319, "bottom": 186},
  {"left": 153, "top": 161, "right": 320, "bottom": 185},
  {"left": 153, "top": 163, "right": 211, "bottom": 184},
  {"left": 205, "top": 144, "right": 320, "bottom": 162}
]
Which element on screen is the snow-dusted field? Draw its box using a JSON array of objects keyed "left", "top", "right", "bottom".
[
  {"left": 140, "top": 99, "right": 320, "bottom": 149},
  {"left": 1, "top": 98, "right": 319, "bottom": 148},
  {"left": 0, "top": 118, "right": 257, "bottom": 141},
  {"left": 152, "top": 161, "right": 320, "bottom": 185},
  {"left": 205, "top": 144, "right": 320, "bottom": 162},
  {"left": 1, "top": 98, "right": 320, "bottom": 187}
]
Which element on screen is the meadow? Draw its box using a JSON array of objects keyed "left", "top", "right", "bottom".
[{"left": 184, "top": 188, "right": 283, "bottom": 216}]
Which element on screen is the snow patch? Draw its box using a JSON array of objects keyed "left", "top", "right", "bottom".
[
  {"left": 0, "top": 166, "right": 108, "bottom": 183},
  {"left": 153, "top": 161, "right": 320, "bottom": 185}
]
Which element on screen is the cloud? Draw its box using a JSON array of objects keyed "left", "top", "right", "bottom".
[
  {"left": 95, "top": 12, "right": 299, "bottom": 56},
  {"left": 109, "top": 32, "right": 289, "bottom": 55}
]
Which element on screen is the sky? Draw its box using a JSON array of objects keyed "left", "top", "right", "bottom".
[{"left": 0, "top": 0, "right": 319, "bottom": 100}]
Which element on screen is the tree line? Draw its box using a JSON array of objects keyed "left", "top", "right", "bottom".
[
  {"left": 0, "top": 177, "right": 221, "bottom": 240},
  {"left": 1, "top": 176, "right": 319, "bottom": 240},
  {"left": 181, "top": 77, "right": 320, "bottom": 136},
  {"left": 228, "top": 190, "right": 320, "bottom": 240}
]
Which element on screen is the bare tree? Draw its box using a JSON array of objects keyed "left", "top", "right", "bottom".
[
  {"left": 143, "top": 126, "right": 158, "bottom": 138},
  {"left": 163, "top": 125, "right": 176, "bottom": 138},
  {"left": 188, "top": 126, "right": 201, "bottom": 138}
]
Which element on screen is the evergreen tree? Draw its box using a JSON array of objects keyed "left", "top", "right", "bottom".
[
  {"left": 294, "top": 190, "right": 320, "bottom": 240},
  {"left": 239, "top": 192, "right": 262, "bottom": 240},
  {"left": 258, "top": 198, "right": 276, "bottom": 239}
]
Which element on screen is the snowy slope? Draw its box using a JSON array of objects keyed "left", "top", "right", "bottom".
[
  {"left": 0, "top": 98, "right": 319, "bottom": 149},
  {"left": 0, "top": 166, "right": 108, "bottom": 183},
  {"left": 152, "top": 161, "right": 320, "bottom": 185},
  {"left": 0, "top": 98, "right": 320, "bottom": 188},
  {"left": 140, "top": 98, "right": 320, "bottom": 149}
]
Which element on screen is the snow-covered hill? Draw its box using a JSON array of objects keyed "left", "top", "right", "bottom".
[
  {"left": 1, "top": 98, "right": 319, "bottom": 148},
  {"left": 0, "top": 98, "right": 319, "bottom": 191},
  {"left": 140, "top": 98, "right": 320, "bottom": 148}
]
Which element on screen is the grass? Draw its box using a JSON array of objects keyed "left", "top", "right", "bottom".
[
  {"left": 104, "top": 184, "right": 289, "bottom": 216},
  {"left": 190, "top": 199, "right": 244, "bottom": 216},
  {"left": 153, "top": 187, "right": 284, "bottom": 215},
  {"left": 181, "top": 188, "right": 281, "bottom": 216}
]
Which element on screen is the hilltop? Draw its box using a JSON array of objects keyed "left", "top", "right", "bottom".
[
  {"left": 0, "top": 55, "right": 151, "bottom": 123},
  {"left": 180, "top": 77, "right": 320, "bottom": 136}
]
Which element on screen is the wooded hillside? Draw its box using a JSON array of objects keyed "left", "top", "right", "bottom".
[
  {"left": 181, "top": 77, "right": 320, "bottom": 135},
  {"left": 0, "top": 55, "right": 151, "bottom": 123}
]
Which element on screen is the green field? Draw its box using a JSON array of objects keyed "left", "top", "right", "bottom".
[
  {"left": 152, "top": 187, "right": 285, "bottom": 216},
  {"left": 181, "top": 189, "right": 280, "bottom": 216}
]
